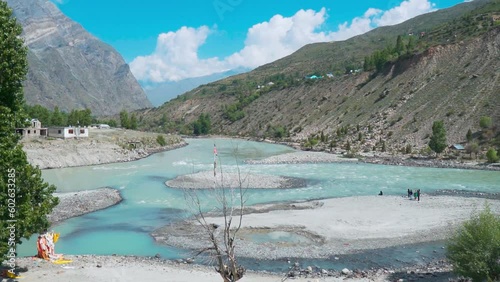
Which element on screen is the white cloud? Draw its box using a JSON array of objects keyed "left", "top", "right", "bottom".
[
  {"left": 130, "top": 26, "right": 229, "bottom": 82},
  {"left": 329, "top": 9, "right": 381, "bottom": 41},
  {"left": 374, "top": 0, "right": 436, "bottom": 26},
  {"left": 226, "top": 8, "right": 336, "bottom": 68},
  {"left": 131, "top": 0, "right": 437, "bottom": 82},
  {"left": 328, "top": 0, "right": 436, "bottom": 40}
]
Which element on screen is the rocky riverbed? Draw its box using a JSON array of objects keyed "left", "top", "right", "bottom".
[
  {"left": 6, "top": 253, "right": 463, "bottom": 282},
  {"left": 245, "top": 151, "right": 358, "bottom": 164},
  {"left": 245, "top": 149, "right": 500, "bottom": 171},
  {"left": 362, "top": 155, "right": 500, "bottom": 171}
]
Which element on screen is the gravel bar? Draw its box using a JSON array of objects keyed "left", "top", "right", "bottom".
[
  {"left": 246, "top": 151, "right": 358, "bottom": 164},
  {"left": 166, "top": 170, "right": 307, "bottom": 189},
  {"left": 48, "top": 188, "right": 122, "bottom": 224}
]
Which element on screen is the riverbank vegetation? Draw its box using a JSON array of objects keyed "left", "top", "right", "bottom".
[
  {"left": 0, "top": 2, "right": 59, "bottom": 260},
  {"left": 446, "top": 204, "right": 500, "bottom": 282}
]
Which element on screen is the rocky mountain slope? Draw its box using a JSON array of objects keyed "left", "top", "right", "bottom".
[
  {"left": 6, "top": 0, "right": 152, "bottom": 116},
  {"left": 139, "top": 0, "right": 499, "bottom": 152}
]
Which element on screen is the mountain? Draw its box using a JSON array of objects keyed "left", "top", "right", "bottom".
[
  {"left": 144, "top": 68, "right": 249, "bottom": 107},
  {"left": 5, "top": 0, "right": 152, "bottom": 116},
  {"left": 139, "top": 0, "right": 499, "bottom": 150}
]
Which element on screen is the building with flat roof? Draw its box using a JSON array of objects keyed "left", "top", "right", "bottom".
[
  {"left": 48, "top": 127, "right": 89, "bottom": 139},
  {"left": 15, "top": 119, "right": 47, "bottom": 138}
]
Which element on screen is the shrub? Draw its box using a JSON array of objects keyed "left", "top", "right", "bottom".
[
  {"left": 486, "top": 148, "right": 499, "bottom": 163},
  {"left": 272, "top": 126, "right": 287, "bottom": 138},
  {"left": 446, "top": 204, "right": 500, "bottom": 282},
  {"left": 480, "top": 116, "right": 492, "bottom": 129},
  {"left": 156, "top": 134, "right": 166, "bottom": 146}
]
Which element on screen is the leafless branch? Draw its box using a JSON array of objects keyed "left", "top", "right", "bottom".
[{"left": 182, "top": 143, "right": 247, "bottom": 282}]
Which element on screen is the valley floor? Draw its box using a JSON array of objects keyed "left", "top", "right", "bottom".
[
  {"left": 9, "top": 194, "right": 493, "bottom": 282},
  {"left": 10, "top": 135, "right": 499, "bottom": 281}
]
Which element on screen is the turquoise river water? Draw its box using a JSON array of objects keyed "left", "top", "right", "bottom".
[{"left": 17, "top": 138, "right": 500, "bottom": 271}]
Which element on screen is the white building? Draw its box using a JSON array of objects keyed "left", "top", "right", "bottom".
[
  {"left": 15, "top": 119, "right": 47, "bottom": 138},
  {"left": 48, "top": 127, "right": 89, "bottom": 139}
]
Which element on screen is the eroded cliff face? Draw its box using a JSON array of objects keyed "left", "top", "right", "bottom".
[{"left": 6, "top": 0, "right": 152, "bottom": 115}]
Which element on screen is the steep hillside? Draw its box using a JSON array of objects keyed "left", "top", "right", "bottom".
[
  {"left": 6, "top": 0, "right": 152, "bottom": 115},
  {"left": 254, "top": 0, "right": 494, "bottom": 77},
  {"left": 139, "top": 0, "right": 499, "bottom": 151},
  {"left": 145, "top": 68, "right": 249, "bottom": 107}
]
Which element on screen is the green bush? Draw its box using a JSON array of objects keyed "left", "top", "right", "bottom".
[
  {"left": 446, "top": 204, "right": 500, "bottom": 282},
  {"left": 156, "top": 135, "right": 166, "bottom": 146},
  {"left": 480, "top": 116, "right": 492, "bottom": 129},
  {"left": 192, "top": 113, "right": 211, "bottom": 135},
  {"left": 486, "top": 148, "right": 499, "bottom": 163}
]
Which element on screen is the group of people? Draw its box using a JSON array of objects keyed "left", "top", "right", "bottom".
[{"left": 407, "top": 188, "right": 421, "bottom": 201}]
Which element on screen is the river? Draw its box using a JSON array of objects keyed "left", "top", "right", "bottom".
[{"left": 17, "top": 138, "right": 500, "bottom": 271}]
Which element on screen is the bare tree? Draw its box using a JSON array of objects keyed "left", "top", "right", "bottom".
[{"left": 184, "top": 145, "right": 247, "bottom": 282}]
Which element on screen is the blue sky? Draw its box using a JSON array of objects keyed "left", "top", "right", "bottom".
[{"left": 51, "top": 0, "right": 465, "bottom": 83}]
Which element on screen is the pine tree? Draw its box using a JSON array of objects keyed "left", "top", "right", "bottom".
[
  {"left": 429, "top": 121, "right": 447, "bottom": 155},
  {"left": 395, "top": 35, "right": 405, "bottom": 56},
  {"left": 130, "top": 113, "right": 138, "bottom": 130},
  {"left": 80, "top": 108, "right": 92, "bottom": 126},
  {"left": 51, "top": 106, "right": 64, "bottom": 126},
  {"left": 120, "top": 110, "right": 130, "bottom": 129},
  {"left": 160, "top": 113, "right": 168, "bottom": 125},
  {"left": 0, "top": 1, "right": 58, "bottom": 260},
  {"left": 406, "top": 36, "right": 416, "bottom": 54},
  {"left": 67, "top": 109, "right": 79, "bottom": 126},
  {"left": 466, "top": 129, "right": 473, "bottom": 142}
]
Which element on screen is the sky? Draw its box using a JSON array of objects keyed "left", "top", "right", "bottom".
[{"left": 51, "top": 0, "right": 466, "bottom": 83}]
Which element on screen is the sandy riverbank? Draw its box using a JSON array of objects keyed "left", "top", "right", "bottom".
[
  {"left": 153, "top": 195, "right": 500, "bottom": 259},
  {"left": 48, "top": 188, "right": 122, "bottom": 224}
]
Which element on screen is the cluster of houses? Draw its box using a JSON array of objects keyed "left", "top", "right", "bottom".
[
  {"left": 256, "top": 70, "right": 367, "bottom": 89},
  {"left": 306, "top": 69, "right": 362, "bottom": 80},
  {"left": 15, "top": 119, "right": 109, "bottom": 139}
]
